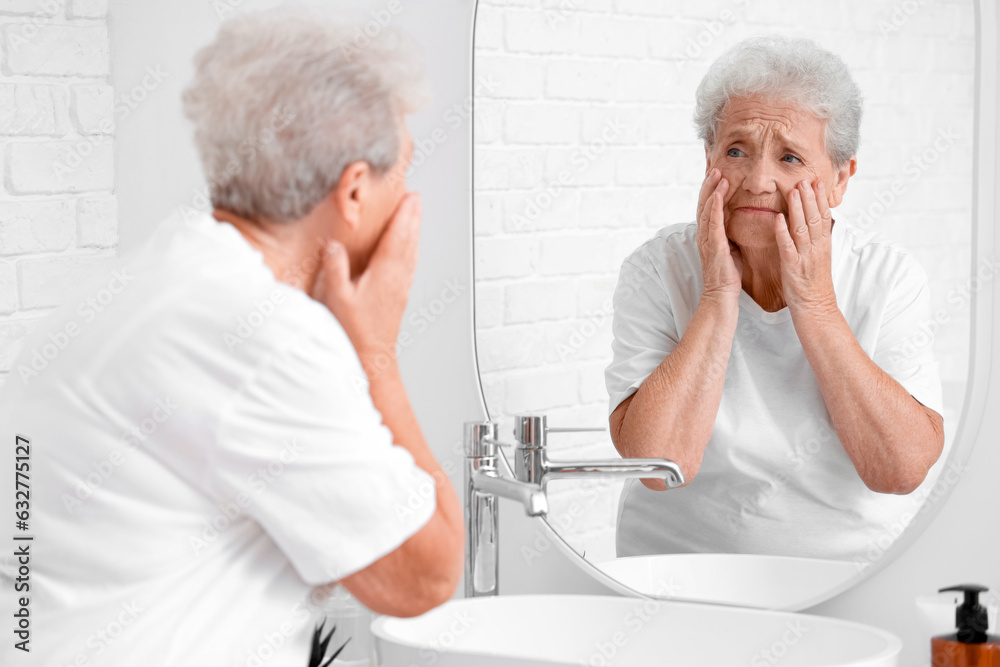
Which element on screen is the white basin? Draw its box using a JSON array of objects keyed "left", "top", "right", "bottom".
[
  {"left": 372, "top": 594, "right": 901, "bottom": 666},
  {"left": 595, "top": 554, "right": 859, "bottom": 611}
]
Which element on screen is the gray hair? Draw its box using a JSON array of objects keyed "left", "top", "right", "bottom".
[
  {"left": 693, "top": 35, "right": 863, "bottom": 167},
  {"left": 182, "top": 8, "right": 428, "bottom": 223}
]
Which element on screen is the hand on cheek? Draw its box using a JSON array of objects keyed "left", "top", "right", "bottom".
[
  {"left": 773, "top": 179, "right": 838, "bottom": 316},
  {"left": 310, "top": 193, "right": 422, "bottom": 360},
  {"left": 696, "top": 169, "right": 742, "bottom": 300}
]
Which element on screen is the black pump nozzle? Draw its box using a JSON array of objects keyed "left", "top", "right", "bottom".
[{"left": 940, "top": 584, "right": 990, "bottom": 644}]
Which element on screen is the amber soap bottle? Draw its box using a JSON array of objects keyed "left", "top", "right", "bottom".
[{"left": 932, "top": 585, "right": 1000, "bottom": 667}]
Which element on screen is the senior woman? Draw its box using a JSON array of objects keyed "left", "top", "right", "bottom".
[
  {"left": 0, "top": 10, "right": 463, "bottom": 667},
  {"left": 606, "top": 36, "right": 945, "bottom": 562}
]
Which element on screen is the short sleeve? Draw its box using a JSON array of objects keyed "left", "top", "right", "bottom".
[
  {"left": 211, "top": 319, "right": 437, "bottom": 585},
  {"left": 871, "top": 254, "right": 944, "bottom": 415},
  {"left": 605, "top": 258, "right": 681, "bottom": 417}
]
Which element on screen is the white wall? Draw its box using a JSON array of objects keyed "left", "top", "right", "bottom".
[
  {"left": 0, "top": 0, "right": 118, "bottom": 393},
  {"left": 473, "top": 0, "right": 976, "bottom": 565}
]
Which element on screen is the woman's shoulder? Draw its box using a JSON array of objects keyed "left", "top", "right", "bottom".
[
  {"left": 621, "top": 222, "right": 699, "bottom": 274},
  {"left": 836, "top": 221, "right": 927, "bottom": 284}
]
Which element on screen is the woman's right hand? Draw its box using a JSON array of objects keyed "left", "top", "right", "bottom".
[
  {"left": 695, "top": 168, "right": 742, "bottom": 300},
  {"left": 310, "top": 192, "right": 421, "bottom": 369}
]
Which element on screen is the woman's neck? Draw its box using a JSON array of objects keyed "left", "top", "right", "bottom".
[
  {"left": 212, "top": 209, "right": 323, "bottom": 292},
  {"left": 738, "top": 244, "right": 786, "bottom": 312}
]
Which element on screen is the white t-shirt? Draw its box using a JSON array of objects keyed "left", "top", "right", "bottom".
[
  {"left": 0, "top": 211, "right": 436, "bottom": 666},
  {"left": 605, "top": 219, "right": 946, "bottom": 563}
]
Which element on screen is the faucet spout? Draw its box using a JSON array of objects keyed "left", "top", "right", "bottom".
[
  {"left": 510, "top": 415, "right": 685, "bottom": 489},
  {"left": 473, "top": 469, "right": 548, "bottom": 516},
  {"left": 541, "top": 457, "right": 685, "bottom": 488}
]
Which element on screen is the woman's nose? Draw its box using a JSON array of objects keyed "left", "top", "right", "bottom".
[{"left": 741, "top": 158, "right": 778, "bottom": 195}]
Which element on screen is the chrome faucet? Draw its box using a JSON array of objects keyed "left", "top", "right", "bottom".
[
  {"left": 464, "top": 414, "right": 685, "bottom": 598},
  {"left": 464, "top": 421, "right": 546, "bottom": 598},
  {"left": 510, "top": 415, "right": 685, "bottom": 488}
]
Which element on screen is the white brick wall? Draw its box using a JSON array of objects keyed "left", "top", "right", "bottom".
[
  {"left": 474, "top": 0, "right": 976, "bottom": 563},
  {"left": 3, "top": 24, "right": 109, "bottom": 76},
  {"left": 0, "top": 84, "right": 71, "bottom": 135},
  {"left": 71, "top": 85, "right": 114, "bottom": 134},
  {"left": 0, "top": 5, "right": 118, "bottom": 392},
  {"left": 0, "top": 0, "right": 62, "bottom": 16},
  {"left": 67, "top": 0, "right": 109, "bottom": 20}
]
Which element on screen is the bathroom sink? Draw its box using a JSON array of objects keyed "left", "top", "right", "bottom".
[
  {"left": 372, "top": 594, "right": 901, "bottom": 666},
  {"left": 595, "top": 553, "right": 859, "bottom": 611}
]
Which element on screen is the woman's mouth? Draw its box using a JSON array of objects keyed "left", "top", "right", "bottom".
[{"left": 735, "top": 206, "right": 780, "bottom": 216}]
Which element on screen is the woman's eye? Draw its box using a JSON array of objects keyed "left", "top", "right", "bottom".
[
  {"left": 782, "top": 154, "right": 802, "bottom": 163},
  {"left": 727, "top": 148, "right": 744, "bottom": 158}
]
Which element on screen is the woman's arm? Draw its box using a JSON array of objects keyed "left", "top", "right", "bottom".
[
  {"left": 610, "top": 292, "right": 738, "bottom": 489},
  {"left": 791, "top": 307, "right": 943, "bottom": 494},
  {"left": 775, "top": 179, "right": 944, "bottom": 494},
  {"left": 610, "top": 170, "right": 741, "bottom": 489},
  {"left": 312, "top": 194, "right": 463, "bottom": 615}
]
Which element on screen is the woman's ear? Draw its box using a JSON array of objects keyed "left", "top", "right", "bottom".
[
  {"left": 828, "top": 156, "right": 857, "bottom": 208},
  {"left": 331, "top": 161, "right": 371, "bottom": 230}
]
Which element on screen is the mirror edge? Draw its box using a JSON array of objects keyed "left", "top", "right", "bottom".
[{"left": 469, "top": 0, "right": 493, "bottom": 423}]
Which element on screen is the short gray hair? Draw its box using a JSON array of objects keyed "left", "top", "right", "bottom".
[
  {"left": 182, "top": 8, "right": 428, "bottom": 223},
  {"left": 693, "top": 35, "right": 863, "bottom": 167}
]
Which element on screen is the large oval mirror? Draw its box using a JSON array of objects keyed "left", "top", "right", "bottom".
[{"left": 472, "top": 0, "right": 979, "bottom": 609}]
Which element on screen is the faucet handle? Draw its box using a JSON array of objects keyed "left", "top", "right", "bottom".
[
  {"left": 513, "top": 414, "right": 608, "bottom": 448},
  {"left": 513, "top": 414, "right": 546, "bottom": 448}
]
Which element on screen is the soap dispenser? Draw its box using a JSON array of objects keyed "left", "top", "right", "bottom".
[{"left": 932, "top": 584, "right": 1000, "bottom": 667}]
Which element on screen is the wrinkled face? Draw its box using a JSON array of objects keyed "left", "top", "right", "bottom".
[{"left": 705, "top": 95, "right": 852, "bottom": 250}]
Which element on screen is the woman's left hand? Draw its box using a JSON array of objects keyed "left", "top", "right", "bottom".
[{"left": 774, "top": 179, "right": 839, "bottom": 317}]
